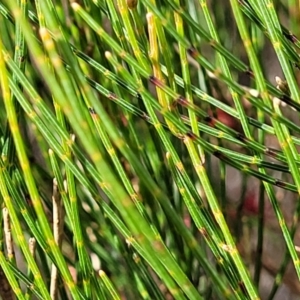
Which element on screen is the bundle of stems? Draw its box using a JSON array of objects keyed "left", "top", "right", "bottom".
[{"left": 0, "top": 0, "right": 300, "bottom": 299}]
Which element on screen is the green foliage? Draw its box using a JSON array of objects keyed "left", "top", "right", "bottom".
[{"left": 0, "top": 0, "right": 300, "bottom": 299}]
